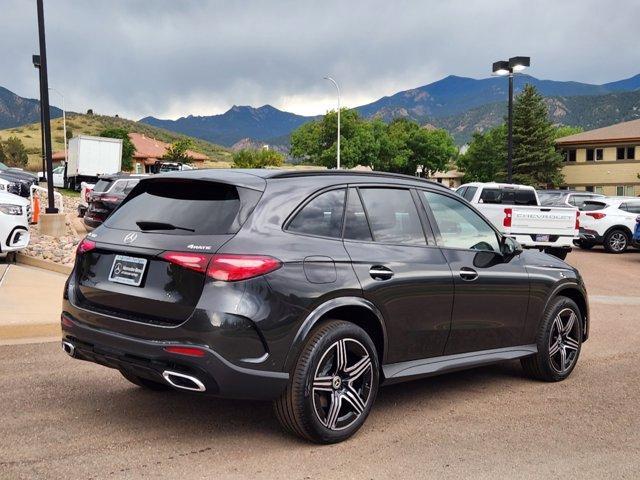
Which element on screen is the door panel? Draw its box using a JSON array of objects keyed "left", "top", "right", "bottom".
[
  {"left": 419, "top": 189, "right": 531, "bottom": 355},
  {"left": 344, "top": 186, "right": 453, "bottom": 363},
  {"left": 345, "top": 241, "right": 454, "bottom": 362},
  {"left": 440, "top": 248, "right": 530, "bottom": 354}
]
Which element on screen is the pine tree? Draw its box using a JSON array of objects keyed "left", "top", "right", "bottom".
[{"left": 511, "top": 84, "right": 564, "bottom": 187}]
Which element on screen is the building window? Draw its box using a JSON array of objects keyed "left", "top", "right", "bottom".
[
  {"left": 616, "top": 186, "right": 635, "bottom": 196},
  {"left": 595, "top": 186, "right": 604, "bottom": 194},
  {"left": 585, "top": 186, "right": 594, "bottom": 192},
  {"left": 586, "top": 149, "right": 594, "bottom": 161},
  {"left": 595, "top": 148, "right": 603, "bottom": 161},
  {"left": 563, "top": 149, "right": 576, "bottom": 162},
  {"left": 617, "top": 146, "right": 636, "bottom": 160}
]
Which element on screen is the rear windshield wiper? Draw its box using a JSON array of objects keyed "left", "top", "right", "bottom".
[{"left": 136, "top": 221, "right": 195, "bottom": 232}]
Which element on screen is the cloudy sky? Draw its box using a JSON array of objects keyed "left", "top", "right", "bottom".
[{"left": 2, "top": 0, "right": 638, "bottom": 120}]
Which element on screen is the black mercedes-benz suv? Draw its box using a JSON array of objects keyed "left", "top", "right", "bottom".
[{"left": 61, "top": 169, "right": 589, "bottom": 443}]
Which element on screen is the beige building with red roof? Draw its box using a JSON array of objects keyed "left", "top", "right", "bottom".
[
  {"left": 556, "top": 119, "right": 640, "bottom": 196},
  {"left": 128, "top": 133, "right": 208, "bottom": 173},
  {"left": 52, "top": 133, "right": 208, "bottom": 173}
]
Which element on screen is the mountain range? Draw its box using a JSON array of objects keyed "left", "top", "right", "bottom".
[
  {"left": 140, "top": 73, "right": 640, "bottom": 147},
  {"left": 3, "top": 72, "right": 640, "bottom": 148},
  {"left": 0, "top": 86, "right": 62, "bottom": 130}
]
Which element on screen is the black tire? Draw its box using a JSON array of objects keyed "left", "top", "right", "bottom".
[
  {"left": 274, "top": 320, "right": 379, "bottom": 444},
  {"left": 521, "top": 296, "right": 583, "bottom": 382},
  {"left": 120, "top": 369, "right": 170, "bottom": 391},
  {"left": 577, "top": 241, "right": 594, "bottom": 250},
  {"left": 603, "top": 229, "right": 629, "bottom": 254}
]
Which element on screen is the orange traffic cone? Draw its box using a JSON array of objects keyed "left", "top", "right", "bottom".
[{"left": 32, "top": 194, "right": 40, "bottom": 224}]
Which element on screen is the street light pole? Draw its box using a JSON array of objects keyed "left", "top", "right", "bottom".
[
  {"left": 36, "top": 0, "right": 57, "bottom": 213},
  {"left": 49, "top": 88, "right": 67, "bottom": 164},
  {"left": 324, "top": 76, "right": 341, "bottom": 169},
  {"left": 492, "top": 56, "right": 530, "bottom": 183}
]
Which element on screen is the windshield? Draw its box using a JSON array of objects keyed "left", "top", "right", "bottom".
[{"left": 104, "top": 179, "right": 262, "bottom": 235}]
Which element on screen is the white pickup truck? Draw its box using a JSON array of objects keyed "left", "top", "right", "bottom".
[{"left": 456, "top": 182, "right": 579, "bottom": 259}]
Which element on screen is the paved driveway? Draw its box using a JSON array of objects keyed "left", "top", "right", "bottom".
[{"left": 0, "top": 250, "right": 639, "bottom": 479}]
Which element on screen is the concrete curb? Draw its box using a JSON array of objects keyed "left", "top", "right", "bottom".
[
  {"left": 0, "top": 323, "right": 60, "bottom": 341},
  {"left": 15, "top": 253, "right": 72, "bottom": 275}
]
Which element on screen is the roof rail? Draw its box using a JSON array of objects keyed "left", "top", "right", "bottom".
[{"left": 268, "top": 169, "right": 450, "bottom": 189}]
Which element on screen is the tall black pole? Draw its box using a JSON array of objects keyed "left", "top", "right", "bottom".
[
  {"left": 36, "top": 0, "right": 57, "bottom": 213},
  {"left": 507, "top": 71, "right": 514, "bottom": 183},
  {"left": 39, "top": 79, "right": 46, "bottom": 176}
]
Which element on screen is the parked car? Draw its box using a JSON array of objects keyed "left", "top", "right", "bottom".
[
  {"left": 537, "top": 190, "right": 605, "bottom": 209},
  {"left": 632, "top": 216, "right": 640, "bottom": 248},
  {"left": 0, "top": 161, "right": 39, "bottom": 198},
  {"left": 62, "top": 170, "right": 589, "bottom": 444},
  {"left": 0, "top": 190, "right": 30, "bottom": 256},
  {"left": 38, "top": 164, "right": 66, "bottom": 188},
  {"left": 83, "top": 173, "right": 148, "bottom": 229},
  {"left": 456, "top": 182, "right": 579, "bottom": 259},
  {"left": 578, "top": 197, "right": 640, "bottom": 253},
  {"left": 77, "top": 181, "right": 95, "bottom": 218}
]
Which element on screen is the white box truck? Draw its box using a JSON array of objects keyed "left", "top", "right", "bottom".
[{"left": 65, "top": 135, "right": 123, "bottom": 190}]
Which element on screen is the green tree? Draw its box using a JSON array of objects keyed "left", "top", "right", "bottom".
[
  {"left": 99, "top": 128, "right": 134, "bottom": 171},
  {"left": 457, "top": 125, "right": 507, "bottom": 182},
  {"left": 232, "top": 148, "right": 284, "bottom": 168},
  {"left": 290, "top": 111, "right": 455, "bottom": 174},
  {"left": 290, "top": 109, "right": 379, "bottom": 169},
  {"left": 511, "top": 84, "right": 564, "bottom": 187},
  {"left": 0, "top": 136, "right": 28, "bottom": 168},
  {"left": 163, "top": 138, "right": 194, "bottom": 163},
  {"left": 553, "top": 125, "right": 583, "bottom": 140},
  {"left": 65, "top": 127, "right": 74, "bottom": 141}
]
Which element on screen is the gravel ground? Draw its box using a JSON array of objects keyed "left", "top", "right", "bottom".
[
  {"left": 23, "top": 194, "right": 82, "bottom": 266},
  {"left": 0, "top": 249, "right": 639, "bottom": 479}
]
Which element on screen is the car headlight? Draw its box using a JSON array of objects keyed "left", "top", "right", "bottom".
[{"left": 0, "top": 204, "right": 23, "bottom": 215}]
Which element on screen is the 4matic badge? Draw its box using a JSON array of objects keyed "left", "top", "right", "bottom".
[{"left": 187, "top": 244, "right": 212, "bottom": 251}]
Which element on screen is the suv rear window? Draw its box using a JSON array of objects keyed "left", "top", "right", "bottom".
[
  {"left": 104, "top": 179, "right": 261, "bottom": 235},
  {"left": 93, "top": 179, "right": 114, "bottom": 193},
  {"left": 581, "top": 201, "right": 607, "bottom": 211}
]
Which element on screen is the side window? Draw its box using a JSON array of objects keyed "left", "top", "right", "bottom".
[
  {"left": 462, "top": 186, "right": 477, "bottom": 201},
  {"left": 422, "top": 191, "right": 500, "bottom": 252},
  {"left": 343, "top": 188, "right": 372, "bottom": 241},
  {"left": 287, "top": 189, "right": 345, "bottom": 238},
  {"left": 358, "top": 188, "right": 425, "bottom": 245},
  {"left": 456, "top": 186, "right": 467, "bottom": 198},
  {"left": 124, "top": 180, "right": 139, "bottom": 195},
  {"left": 111, "top": 180, "right": 128, "bottom": 194},
  {"left": 621, "top": 202, "right": 640, "bottom": 214}
]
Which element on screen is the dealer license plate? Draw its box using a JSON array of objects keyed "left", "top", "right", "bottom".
[{"left": 108, "top": 255, "right": 148, "bottom": 287}]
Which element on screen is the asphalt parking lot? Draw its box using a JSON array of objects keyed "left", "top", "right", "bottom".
[{"left": 1, "top": 249, "right": 639, "bottom": 479}]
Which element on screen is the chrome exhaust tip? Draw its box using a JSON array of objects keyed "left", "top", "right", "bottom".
[
  {"left": 61, "top": 340, "right": 75, "bottom": 357},
  {"left": 162, "top": 370, "right": 206, "bottom": 392}
]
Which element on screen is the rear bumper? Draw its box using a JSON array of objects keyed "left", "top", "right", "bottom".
[
  {"left": 510, "top": 233, "right": 575, "bottom": 249},
  {"left": 578, "top": 228, "right": 603, "bottom": 244},
  {"left": 61, "top": 311, "right": 289, "bottom": 400}
]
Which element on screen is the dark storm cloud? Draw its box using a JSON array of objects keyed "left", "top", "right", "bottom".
[{"left": 2, "top": 0, "right": 639, "bottom": 119}]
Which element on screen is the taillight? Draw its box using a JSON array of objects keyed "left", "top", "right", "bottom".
[
  {"left": 76, "top": 238, "right": 96, "bottom": 254},
  {"left": 100, "top": 195, "right": 120, "bottom": 203},
  {"left": 160, "top": 252, "right": 282, "bottom": 281},
  {"left": 207, "top": 254, "right": 282, "bottom": 281},
  {"left": 575, "top": 211, "right": 580, "bottom": 229},
  {"left": 163, "top": 346, "right": 207, "bottom": 358},
  {"left": 586, "top": 212, "right": 606, "bottom": 220},
  {"left": 84, "top": 188, "right": 93, "bottom": 203},
  {"left": 160, "top": 251, "right": 211, "bottom": 274},
  {"left": 503, "top": 208, "right": 512, "bottom": 228}
]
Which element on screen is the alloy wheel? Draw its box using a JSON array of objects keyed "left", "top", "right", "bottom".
[
  {"left": 312, "top": 338, "right": 373, "bottom": 431},
  {"left": 608, "top": 232, "right": 627, "bottom": 252},
  {"left": 548, "top": 308, "right": 581, "bottom": 374}
]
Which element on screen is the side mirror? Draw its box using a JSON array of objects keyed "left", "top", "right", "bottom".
[{"left": 501, "top": 236, "right": 523, "bottom": 257}]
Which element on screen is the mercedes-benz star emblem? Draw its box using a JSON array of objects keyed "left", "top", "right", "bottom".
[
  {"left": 114, "top": 263, "right": 122, "bottom": 275},
  {"left": 123, "top": 232, "right": 138, "bottom": 244}
]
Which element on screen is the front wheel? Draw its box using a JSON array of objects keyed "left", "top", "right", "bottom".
[
  {"left": 603, "top": 229, "right": 629, "bottom": 253},
  {"left": 521, "top": 297, "right": 583, "bottom": 382},
  {"left": 274, "top": 320, "right": 379, "bottom": 444}
]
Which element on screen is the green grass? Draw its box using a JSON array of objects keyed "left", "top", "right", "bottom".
[{"left": 58, "top": 188, "right": 80, "bottom": 198}]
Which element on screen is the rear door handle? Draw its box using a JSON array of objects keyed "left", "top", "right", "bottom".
[
  {"left": 369, "top": 265, "right": 394, "bottom": 281},
  {"left": 459, "top": 267, "right": 478, "bottom": 281}
]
